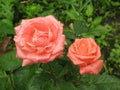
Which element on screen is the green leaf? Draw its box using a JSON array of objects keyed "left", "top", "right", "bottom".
[
  {"left": 111, "top": 1, "right": 120, "bottom": 6},
  {"left": 64, "top": 28, "right": 75, "bottom": 39},
  {"left": 91, "top": 25, "right": 109, "bottom": 35},
  {"left": 78, "top": 85, "right": 96, "bottom": 90},
  {"left": 79, "top": 74, "right": 120, "bottom": 90},
  {"left": 73, "top": 21, "right": 88, "bottom": 35},
  {"left": 42, "top": 60, "right": 64, "bottom": 78},
  {"left": 57, "top": 80, "right": 76, "bottom": 90},
  {"left": 58, "top": 63, "right": 69, "bottom": 78},
  {"left": 66, "top": 9, "right": 79, "bottom": 20},
  {"left": 91, "top": 17, "right": 102, "bottom": 28},
  {"left": 28, "top": 73, "right": 54, "bottom": 90},
  {"left": 0, "top": 19, "right": 14, "bottom": 34},
  {"left": 40, "top": 9, "right": 54, "bottom": 16},
  {"left": 0, "top": 70, "right": 13, "bottom": 90},
  {"left": 63, "top": 28, "right": 75, "bottom": 47},
  {"left": 95, "top": 75, "right": 120, "bottom": 90},
  {"left": 0, "top": 0, "right": 15, "bottom": 20},
  {"left": 13, "top": 65, "right": 38, "bottom": 90},
  {"left": 0, "top": 50, "right": 22, "bottom": 71},
  {"left": 82, "top": 25, "right": 110, "bottom": 37},
  {"left": 85, "top": 4, "right": 94, "bottom": 17}
]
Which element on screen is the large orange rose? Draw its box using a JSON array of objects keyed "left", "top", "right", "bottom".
[
  {"left": 67, "top": 37, "right": 103, "bottom": 75},
  {"left": 14, "top": 15, "right": 66, "bottom": 66}
]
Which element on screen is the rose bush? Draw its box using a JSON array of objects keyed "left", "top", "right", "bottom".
[
  {"left": 14, "top": 15, "right": 66, "bottom": 66},
  {"left": 67, "top": 38, "right": 104, "bottom": 75}
]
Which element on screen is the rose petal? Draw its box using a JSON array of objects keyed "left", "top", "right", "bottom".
[
  {"left": 50, "top": 53, "right": 62, "bottom": 61},
  {"left": 94, "top": 46, "right": 101, "bottom": 60},
  {"left": 22, "top": 59, "right": 35, "bottom": 66},
  {"left": 15, "top": 25, "right": 22, "bottom": 34},
  {"left": 80, "top": 60, "right": 104, "bottom": 75},
  {"left": 16, "top": 45, "right": 26, "bottom": 58},
  {"left": 22, "top": 53, "right": 51, "bottom": 65},
  {"left": 67, "top": 51, "right": 86, "bottom": 66},
  {"left": 46, "top": 15, "right": 63, "bottom": 40},
  {"left": 26, "top": 53, "right": 50, "bottom": 62},
  {"left": 67, "top": 43, "right": 86, "bottom": 66},
  {"left": 89, "top": 37, "right": 98, "bottom": 47},
  {"left": 74, "top": 54, "right": 97, "bottom": 64},
  {"left": 44, "top": 42, "right": 54, "bottom": 53},
  {"left": 52, "top": 35, "right": 65, "bottom": 54}
]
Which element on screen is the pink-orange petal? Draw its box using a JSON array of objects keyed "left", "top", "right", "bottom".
[
  {"left": 16, "top": 45, "right": 26, "bottom": 59},
  {"left": 14, "top": 25, "right": 22, "bottom": 34},
  {"left": 80, "top": 60, "right": 104, "bottom": 75},
  {"left": 22, "top": 59, "right": 34, "bottom": 66},
  {"left": 67, "top": 52, "right": 86, "bottom": 66},
  {"left": 52, "top": 35, "right": 65, "bottom": 54}
]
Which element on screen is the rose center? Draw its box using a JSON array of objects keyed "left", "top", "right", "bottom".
[
  {"left": 32, "top": 30, "right": 48, "bottom": 46},
  {"left": 79, "top": 43, "right": 88, "bottom": 55}
]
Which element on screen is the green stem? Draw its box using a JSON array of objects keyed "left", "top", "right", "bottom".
[
  {"left": 103, "top": 63, "right": 109, "bottom": 74},
  {"left": 8, "top": 72, "right": 16, "bottom": 90}
]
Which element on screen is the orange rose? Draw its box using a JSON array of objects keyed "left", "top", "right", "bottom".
[
  {"left": 67, "top": 38, "right": 103, "bottom": 75},
  {"left": 14, "top": 15, "right": 66, "bottom": 66}
]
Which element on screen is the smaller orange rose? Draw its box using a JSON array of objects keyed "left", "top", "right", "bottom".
[{"left": 67, "top": 37, "right": 104, "bottom": 75}]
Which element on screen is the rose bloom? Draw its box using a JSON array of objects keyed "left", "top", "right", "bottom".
[
  {"left": 67, "top": 37, "right": 104, "bottom": 75},
  {"left": 14, "top": 15, "right": 66, "bottom": 66}
]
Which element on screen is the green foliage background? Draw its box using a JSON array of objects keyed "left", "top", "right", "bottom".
[{"left": 0, "top": 0, "right": 120, "bottom": 90}]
